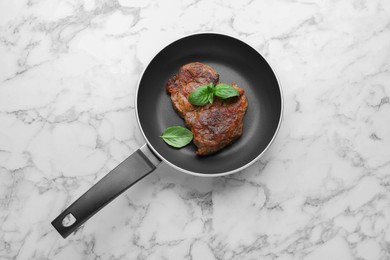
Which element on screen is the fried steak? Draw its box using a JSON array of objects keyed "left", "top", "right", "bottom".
[{"left": 166, "top": 62, "right": 248, "bottom": 155}]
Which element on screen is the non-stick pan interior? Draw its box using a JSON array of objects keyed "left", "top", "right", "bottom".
[{"left": 137, "top": 33, "right": 282, "bottom": 175}]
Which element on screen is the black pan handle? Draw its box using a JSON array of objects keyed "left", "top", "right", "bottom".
[{"left": 51, "top": 144, "right": 161, "bottom": 238}]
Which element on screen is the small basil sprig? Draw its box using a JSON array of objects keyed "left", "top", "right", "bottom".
[
  {"left": 188, "top": 83, "right": 215, "bottom": 106},
  {"left": 214, "top": 83, "right": 240, "bottom": 99},
  {"left": 188, "top": 83, "right": 240, "bottom": 106},
  {"left": 160, "top": 126, "right": 193, "bottom": 148}
]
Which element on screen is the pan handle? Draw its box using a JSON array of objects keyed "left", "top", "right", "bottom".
[{"left": 51, "top": 144, "right": 161, "bottom": 238}]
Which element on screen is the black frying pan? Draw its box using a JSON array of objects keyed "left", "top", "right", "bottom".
[{"left": 52, "top": 32, "right": 283, "bottom": 238}]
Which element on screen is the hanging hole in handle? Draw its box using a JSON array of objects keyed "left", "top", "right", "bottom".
[{"left": 62, "top": 213, "right": 76, "bottom": 227}]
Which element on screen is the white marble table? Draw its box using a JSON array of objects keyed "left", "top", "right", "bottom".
[{"left": 1, "top": 0, "right": 390, "bottom": 259}]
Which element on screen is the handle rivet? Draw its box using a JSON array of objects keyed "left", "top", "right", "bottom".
[{"left": 62, "top": 213, "right": 76, "bottom": 227}]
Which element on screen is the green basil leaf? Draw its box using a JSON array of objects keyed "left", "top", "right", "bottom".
[
  {"left": 208, "top": 94, "right": 214, "bottom": 104},
  {"left": 188, "top": 83, "right": 215, "bottom": 106},
  {"left": 207, "top": 83, "right": 215, "bottom": 92},
  {"left": 215, "top": 83, "right": 240, "bottom": 99},
  {"left": 160, "top": 126, "right": 193, "bottom": 148}
]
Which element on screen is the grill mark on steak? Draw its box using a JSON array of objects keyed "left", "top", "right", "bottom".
[{"left": 166, "top": 62, "right": 248, "bottom": 155}]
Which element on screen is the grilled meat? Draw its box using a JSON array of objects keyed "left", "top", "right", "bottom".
[
  {"left": 166, "top": 62, "right": 248, "bottom": 155},
  {"left": 166, "top": 62, "right": 219, "bottom": 117}
]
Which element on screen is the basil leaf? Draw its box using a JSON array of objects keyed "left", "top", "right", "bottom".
[
  {"left": 160, "top": 126, "right": 193, "bottom": 148},
  {"left": 188, "top": 83, "right": 215, "bottom": 106},
  {"left": 207, "top": 83, "right": 215, "bottom": 103},
  {"left": 215, "top": 83, "right": 240, "bottom": 99}
]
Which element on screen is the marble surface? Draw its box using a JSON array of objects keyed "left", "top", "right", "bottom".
[{"left": 1, "top": 0, "right": 390, "bottom": 259}]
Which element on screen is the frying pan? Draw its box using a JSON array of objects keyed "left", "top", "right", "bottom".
[{"left": 52, "top": 32, "right": 283, "bottom": 238}]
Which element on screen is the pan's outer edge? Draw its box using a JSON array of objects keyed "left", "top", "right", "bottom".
[{"left": 134, "top": 31, "right": 284, "bottom": 177}]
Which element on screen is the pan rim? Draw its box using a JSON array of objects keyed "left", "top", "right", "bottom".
[{"left": 135, "top": 31, "right": 284, "bottom": 177}]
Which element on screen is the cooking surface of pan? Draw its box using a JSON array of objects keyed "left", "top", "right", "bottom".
[{"left": 137, "top": 33, "right": 282, "bottom": 175}]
